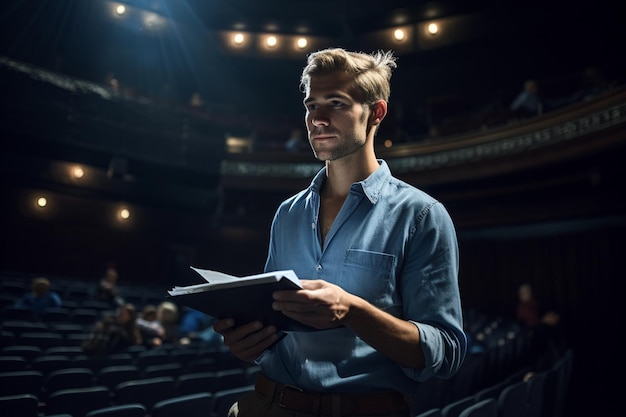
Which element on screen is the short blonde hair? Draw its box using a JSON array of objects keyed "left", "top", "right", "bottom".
[
  {"left": 157, "top": 301, "right": 179, "bottom": 324},
  {"left": 32, "top": 277, "right": 51, "bottom": 297},
  {"left": 300, "top": 48, "right": 397, "bottom": 105}
]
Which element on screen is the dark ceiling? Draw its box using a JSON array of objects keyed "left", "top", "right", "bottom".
[{"left": 0, "top": 0, "right": 624, "bottom": 121}]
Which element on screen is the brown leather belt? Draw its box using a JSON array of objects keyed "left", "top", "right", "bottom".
[{"left": 255, "top": 373, "right": 410, "bottom": 416}]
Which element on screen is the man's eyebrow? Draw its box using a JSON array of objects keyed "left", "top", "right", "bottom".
[{"left": 304, "top": 93, "right": 349, "bottom": 104}]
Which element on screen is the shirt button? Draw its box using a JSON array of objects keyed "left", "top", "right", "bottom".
[
  {"left": 316, "top": 264, "right": 323, "bottom": 271},
  {"left": 312, "top": 223, "right": 316, "bottom": 229}
]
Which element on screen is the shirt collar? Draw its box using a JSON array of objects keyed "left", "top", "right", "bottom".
[{"left": 309, "top": 159, "right": 390, "bottom": 204}]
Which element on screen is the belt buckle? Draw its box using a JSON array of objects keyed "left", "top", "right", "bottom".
[{"left": 278, "top": 384, "right": 304, "bottom": 408}]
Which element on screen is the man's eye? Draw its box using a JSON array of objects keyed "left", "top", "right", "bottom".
[{"left": 330, "top": 101, "right": 344, "bottom": 108}]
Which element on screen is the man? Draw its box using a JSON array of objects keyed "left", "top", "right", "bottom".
[{"left": 214, "top": 48, "right": 466, "bottom": 417}]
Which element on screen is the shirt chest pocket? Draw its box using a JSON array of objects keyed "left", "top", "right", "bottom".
[{"left": 340, "top": 249, "right": 396, "bottom": 306}]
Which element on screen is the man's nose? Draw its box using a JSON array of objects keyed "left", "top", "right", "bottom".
[{"left": 311, "top": 115, "right": 329, "bottom": 127}]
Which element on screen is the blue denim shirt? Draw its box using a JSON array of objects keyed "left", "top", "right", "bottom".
[{"left": 261, "top": 160, "right": 467, "bottom": 394}]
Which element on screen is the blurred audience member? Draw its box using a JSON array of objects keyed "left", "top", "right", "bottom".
[
  {"left": 144, "top": 301, "right": 180, "bottom": 347},
  {"left": 136, "top": 304, "right": 165, "bottom": 344},
  {"left": 98, "top": 263, "right": 123, "bottom": 306},
  {"left": 510, "top": 79, "right": 543, "bottom": 118},
  {"left": 284, "top": 128, "right": 308, "bottom": 152},
  {"left": 82, "top": 303, "right": 142, "bottom": 355},
  {"left": 14, "top": 277, "right": 62, "bottom": 320},
  {"left": 177, "top": 307, "right": 221, "bottom": 346}
]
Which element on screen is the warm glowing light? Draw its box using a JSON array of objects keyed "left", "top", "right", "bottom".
[
  {"left": 37, "top": 197, "right": 47, "bottom": 207},
  {"left": 384, "top": 139, "right": 393, "bottom": 148},
  {"left": 296, "top": 37, "right": 308, "bottom": 49},
  {"left": 266, "top": 36, "right": 278, "bottom": 47},
  {"left": 393, "top": 29, "right": 406, "bottom": 41},
  {"left": 73, "top": 166, "right": 84, "bottom": 179},
  {"left": 427, "top": 23, "right": 439, "bottom": 35},
  {"left": 115, "top": 5, "right": 126, "bottom": 15},
  {"left": 119, "top": 208, "right": 130, "bottom": 220},
  {"left": 233, "top": 33, "right": 245, "bottom": 44}
]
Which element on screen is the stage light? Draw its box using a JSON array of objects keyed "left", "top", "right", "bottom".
[
  {"left": 119, "top": 208, "right": 131, "bottom": 220},
  {"left": 72, "top": 166, "right": 85, "bottom": 179},
  {"left": 428, "top": 23, "right": 439, "bottom": 35},
  {"left": 37, "top": 197, "right": 47, "bottom": 208},
  {"left": 393, "top": 29, "right": 406, "bottom": 41},
  {"left": 233, "top": 33, "right": 245, "bottom": 45},
  {"left": 266, "top": 36, "right": 278, "bottom": 48},
  {"left": 296, "top": 37, "right": 308, "bottom": 49}
]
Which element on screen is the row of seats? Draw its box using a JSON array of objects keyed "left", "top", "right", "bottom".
[
  {"left": 414, "top": 348, "right": 573, "bottom": 417},
  {"left": 0, "top": 383, "right": 254, "bottom": 417}
]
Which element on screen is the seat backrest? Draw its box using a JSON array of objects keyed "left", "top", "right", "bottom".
[
  {"left": 151, "top": 392, "right": 214, "bottom": 417},
  {"left": 18, "top": 332, "right": 64, "bottom": 349},
  {"left": 43, "top": 367, "right": 95, "bottom": 399},
  {"left": 142, "top": 362, "right": 183, "bottom": 379},
  {"left": 0, "top": 393, "right": 39, "bottom": 417},
  {"left": 0, "top": 345, "right": 42, "bottom": 363},
  {"left": 31, "top": 354, "right": 72, "bottom": 374},
  {"left": 96, "top": 365, "right": 141, "bottom": 390},
  {"left": 84, "top": 403, "right": 147, "bottom": 417},
  {"left": 211, "top": 385, "right": 254, "bottom": 417},
  {"left": 176, "top": 371, "right": 217, "bottom": 395},
  {"left": 0, "top": 370, "right": 44, "bottom": 397},
  {"left": 442, "top": 396, "right": 477, "bottom": 417},
  {"left": 458, "top": 398, "right": 498, "bottom": 417},
  {"left": 416, "top": 409, "right": 443, "bottom": 417},
  {"left": 497, "top": 380, "right": 529, "bottom": 417},
  {"left": 0, "top": 355, "right": 28, "bottom": 372},
  {"left": 114, "top": 376, "right": 176, "bottom": 410},
  {"left": 45, "top": 385, "right": 112, "bottom": 417}
]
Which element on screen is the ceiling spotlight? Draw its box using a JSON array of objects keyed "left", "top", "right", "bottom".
[
  {"left": 393, "top": 29, "right": 406, "bottom": 41},
  {"left": 233, "top": 33, "right": 245, "bottom": 45},
  {"left": 72, "top": 166, "right": 85, "bottom": 179},
  {"left": 296, "top": 37, "right": 308, "bottom": 49},
  {"left": 37, "top": 197, "right": 47, "bottom": 208},
  {"left": 427, "top": 23, "right": 439, "bottom": 35},
  {"left": 266, "top": 36, "right": 278, "bottom": 48},
  {"left": 119, "top": 208, "right": 131, "bottom": 220},
  {"left": 115, "top": 5, "right": 126, "bottom": 15}
]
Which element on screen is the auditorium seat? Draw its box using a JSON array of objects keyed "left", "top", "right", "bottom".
[
  {"left": 0, "top": 345, "right": 42, "bottom": 363},
  {"left": 71, "top": 308, "right": 101, "bottom": 326},
  {"left": 458, "top": 398, "right": 497, "bottom": 417},
  {"left": 30, "top": 354, "right": 72, "bottom": 376},
  {"left": 142, "top": 362, "right": 183, "bottom": 379},
  {"left": 85, "top": 403, "right": 148, "bottom": 417},
  {"left": 415, "top": 409, "right": 442, "bottom": 417},
  {"left": 176, "top": 371, "right": 216, "bottom": 395},
  {"left": 113, "top": 376, "right": 176, "bottom": 411},
  {"left": 0, "top": 370, "right": 43, "bottom": 398},
  {"left": 45, "top": 385, "right": 112, "bottom": 417},
  {"left": 0, "top": 355, "right": 28, "bottom": 371},
  {"left": 211, "top": 385, "right": 254, "bottom": 417},
  {"left": 0, "top": 393, "right": 39, "bottom": 417},
  {"left": 41, "top": 307, "right": 72, "bottom": 323},
  {"left": 42, "top": 368, "right": 95, "bottom": 400},
  {"left": 442, "top": 396, "right": 477, "bottom": 417},
  {"left": 151, "top": 392, "right": 214, "bottom": 417},
  {"left": 96, "top": 365, "right": 142, "bottom": 390},
  {"left": 17, "top": 332, "right": 64, "bottom": 349},
  {"left": 497, "top": 380, "right": 528, "bottom": 417},
  {"left": 0, "top": 330, "right": 15, "bottom": 348}
]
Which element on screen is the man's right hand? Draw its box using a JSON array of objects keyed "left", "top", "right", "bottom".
[{"left": 213, "top": 319, "right": 281, "bottom": 362}]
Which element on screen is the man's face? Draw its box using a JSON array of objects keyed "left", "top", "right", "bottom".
[{"left": 303, "top": 72, "right": 370, "bottom": 162}]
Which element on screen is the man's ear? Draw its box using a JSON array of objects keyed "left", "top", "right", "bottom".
[{"left": 369, "top": 100, "right": 387, "bottom": 126}]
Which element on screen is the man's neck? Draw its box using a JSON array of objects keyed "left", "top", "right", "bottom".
[{"left": 323, "top": 152, "right": 379, "bottom": 199}]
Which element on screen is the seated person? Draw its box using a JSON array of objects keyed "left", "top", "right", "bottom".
[
  {"left": 81, "top": 303, "right": 142, "bottom": 355},
  {"left": 136, "top": 304, "right": 165, "bottom": 344},
  {"left": 14, "top": 277, "right": 62, "bottom": 320}
]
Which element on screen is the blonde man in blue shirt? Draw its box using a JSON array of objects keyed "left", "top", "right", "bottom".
[{"left": 215, "top": 48, "right": 467, "bottom": 417}]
